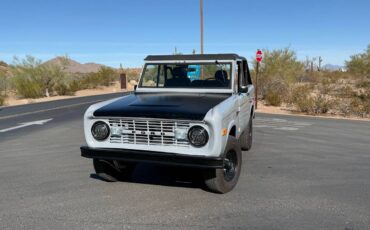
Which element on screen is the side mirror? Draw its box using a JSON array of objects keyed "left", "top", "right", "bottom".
[{"left": 240, "top": 85, "right": 248, "bottom": 93}]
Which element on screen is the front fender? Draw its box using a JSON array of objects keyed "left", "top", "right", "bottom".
[{"left": 203, "top": 95, "right": 239, "bottom": 157}]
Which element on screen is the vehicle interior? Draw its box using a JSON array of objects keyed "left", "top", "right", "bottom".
[{"left": 140, "top": 63, "right": 232, "bottom": 88}]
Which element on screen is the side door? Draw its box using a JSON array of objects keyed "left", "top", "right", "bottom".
[
  {"left": 237, "top": 60, "right": 251, "bottom": 136},
  {"left": 244, "top": 60, "right": 255, "bottom": 116}
]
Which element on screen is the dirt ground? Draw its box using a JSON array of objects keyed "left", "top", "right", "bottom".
[
  {"left": 3, "top": 81, "right": 135, "bottom": 107},
  {"left": 257, "top": 101, "right": 370, "bottom": 121}
]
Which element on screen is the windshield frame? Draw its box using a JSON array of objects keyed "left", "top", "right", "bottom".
[{"left": 136, "top": 60, "right": 236, "bottom": 94}]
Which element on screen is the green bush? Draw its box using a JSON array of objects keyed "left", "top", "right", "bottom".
[
  {"left": 265, "top": 90, "right": 282, "bottom": 106},
  {"left": 11, "top": 56, "right": 46, "bottom": 98},
  {"left": 12, "top": 75, "right": 44, "bottom": 98},
  {"left": 351, "top": 90, "right": 370, "bottom": 117},
  {"left": 356, "top": 78, "right": 370, "bottom": 88},
  {"left": 346, "top": 44, "right": 370, "bottom": 76},
  {"left": 54, "top": 83, "right": 76, "bottom": 96},
  {"left": 53, "top": 75, "right": 81, "bottom": 96},
  {"left": 0, "top": 72, "right": 8, "bottom": 92},
  {"left": 311, "top": 95, "right": 332, "bottom": 114},
  {"left": 80, "top": 67, "right": 118, "bottom": 89},
  {"left": 290, "top": 85, "right": 332, "bottom": 114},
  {"left": 0, "top": 95, "right": 4, "bottom": 106},
  {"left": 290, "top": 85, "right": 313, "bottom": 112},
  {"left": 337, "top": 85, "right": 355, "bottom": 98}
]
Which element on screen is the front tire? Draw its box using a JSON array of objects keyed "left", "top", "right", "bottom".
[
  {"left": 203, "top": 137, "right": 242, "bottom": 194},
  {"left": 93, "top": 159, "right": 136, "bottom": 182}
]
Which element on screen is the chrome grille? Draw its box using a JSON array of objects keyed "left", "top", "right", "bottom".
[{"left": 108, "top": 118, "right": 190, "bottom": 147}]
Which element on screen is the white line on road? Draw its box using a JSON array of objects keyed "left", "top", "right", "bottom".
[
  {"left": 0, "top": 100, "right": 102, "bottom": 120},
  {"left": 254, "top": 117, "right": 312, "bottom": 131},
  {"left": 0, "top": 118, "right": 53, "bottom": 133}
]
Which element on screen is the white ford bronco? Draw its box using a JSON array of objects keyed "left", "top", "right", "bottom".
[{"left": 81, "top": 53, "right": 255, "bottom": 193}]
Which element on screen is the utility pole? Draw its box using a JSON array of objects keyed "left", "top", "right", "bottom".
[
  {"left": 200, "top": 0, "right": 204, "bottom": 78},
  {"left": 255, "top": 61, "right": 259, "bottom": 109},
  {"left": 255, "top": 49, "right": 263, "bottom": 110},
  {"left": 200, "top": 0, "right": 204, "bottom": 54}
]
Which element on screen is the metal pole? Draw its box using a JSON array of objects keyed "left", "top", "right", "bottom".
[
  {"left": 200, "top": 0, "right": 204, "bottom": 54},
  {"left": 255, "top": 61, "right": 259, "bottom": 110}
]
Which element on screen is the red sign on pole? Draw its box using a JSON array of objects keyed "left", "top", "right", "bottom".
[{"left": 256, "top": 50, "right": 263, "bottom": 62}]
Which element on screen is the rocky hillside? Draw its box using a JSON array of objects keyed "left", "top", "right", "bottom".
[{"left": 43, "top": 57, "right": 106, "bottom": 74}]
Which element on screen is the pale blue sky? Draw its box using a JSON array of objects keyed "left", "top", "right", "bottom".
[{"left": 0, "top": 0, "right": 369, "bottom": 67}]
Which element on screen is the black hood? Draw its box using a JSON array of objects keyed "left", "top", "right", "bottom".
[{"left": 93, "top": 92, "right": 230, "bottom": 120}]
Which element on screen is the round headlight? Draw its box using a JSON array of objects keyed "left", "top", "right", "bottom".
[
  {"left": 188, "top": 126, "right": 209, "bottom": 147},
  {"left": 91, "top": 121, "right": 110, "bottom": 141}
]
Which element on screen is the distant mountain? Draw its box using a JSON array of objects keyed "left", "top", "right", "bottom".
[
  {"left": 0, "top": 60, "right": 8, "bottom": 67},
  {"left": 0, "top": 60, "right": 9, "bottom": 74},
  {"left": 322, "top": 64, "right": 345, "bottom": 71},
  {"left": 43, "top": 57, "right": 106, "bottom": 74}
]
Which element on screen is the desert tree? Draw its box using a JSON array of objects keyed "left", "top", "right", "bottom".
[{"left": 345, "top": 44, "right": 370, "bottom": 77}]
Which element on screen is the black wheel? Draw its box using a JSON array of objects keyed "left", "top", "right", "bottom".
[
  {"left": 203, "top": 137, "right": 242, "bottom": 194},
  {"left": 93, "top": 159, "right": 136, "bottom": 182},
  {"left": 241, "top": 115, "right": 253, "bottom": 151}
]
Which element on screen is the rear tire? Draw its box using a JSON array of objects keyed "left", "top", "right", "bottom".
[
  {"left": 241, "top": 116, "right": 253, "bottom": 151},
  {"left": 203, "top": 137, "right": 242, "bottom": 194},
  {"left": 93, "top": 159, "right": 136, "bottom": 182}
]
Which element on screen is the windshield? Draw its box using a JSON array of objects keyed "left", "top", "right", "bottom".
[{"left": 139, "top": 63, "right": 232, "bottom": 89}]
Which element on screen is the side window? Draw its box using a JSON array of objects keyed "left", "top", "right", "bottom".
[
  {"left": 158, "top": 65, "right": 165, "bottom": 87},
  {"left": 243, "top": 60, "right": 252, "bottom": 84},
  {"left": 141, "top": 65, "right": 159, "bottom": 87},
  {"left": 237, "top": 61, "right": 246, "bottom": 89}
]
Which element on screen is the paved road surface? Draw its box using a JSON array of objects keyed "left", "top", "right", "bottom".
[{"left": 0, "top": 93, "right": 369, "bottom": 229}]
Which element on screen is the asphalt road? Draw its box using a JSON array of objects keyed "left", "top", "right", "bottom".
[{"left": 0, "top": 93, "right": 370, "bottom": 229}]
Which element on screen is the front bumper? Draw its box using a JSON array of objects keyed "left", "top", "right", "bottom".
[{"left": 80, "top": 146, "right": 224, "bottom": 169}]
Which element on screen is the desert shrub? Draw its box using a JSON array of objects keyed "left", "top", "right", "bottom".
[
  {"left": 0, "top": 71, "right": 8, "bottom": 93},
  {"left": 363, "top": 100, "right": 370, "bottom": 117},
  {"left": 290, "top": 85, "right": 313, "bottom": 112},
  {"left": 356, "top": 78, "right": 370, "bottom": 88},
  {"left": 54, "top": 81, "right": 79, "bottom": 96},
  {"left": 290, "top": 85, "right": 333, "bottom": 114},
  {"left": 265, "top": 91, "right": 282, "bottom": 106},
  {"left": 11, "top": 56, "right": 46, "bottom": 98},
  {"left": 0, "top": 95, "right": 4, "bottom": 106},
  {"left": 81, "top": 73, "right": 101, "bottom": 89},
  {"left": 53, "top": 83, "right": 69, "bottom": 96},
  {"left": 53, "top": 73, "right": 81, "bottom": 96},
  {"left": 298, "top": 72, "right": 320, "bottom": 84},
  {"left": 337, "top": 85, "right": 355, "bottom": 98},
  {"left": 311, "top": 95, "right": 333, "bottom": 114},
  {"left": 351, "top": 90, "right": 370, "bottom": 117},
  {"left": 263, "top": 79, "right": 288, "bottom": 106},
  {"left": 12, "top": 75, "right": 44, "bottom": 98},
  {"left": 336, "top": 99, "right": 352, "bottom": 117},
  {"left": 95, "top": 66, "right": 118, "bottom": 86},
  {"left": 345, "top": 44, "right": 370, "bottom": 77},
  {"left": 11, "top": 56, "right": 82, "bottom": 98},
  {"left": 80, "top": 67, "right": 118, "bottom": 89},
  {"left": 318, "top": 78, "right": 334, "bottom": 95}
]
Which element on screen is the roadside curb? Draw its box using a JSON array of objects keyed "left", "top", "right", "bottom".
[{"left": 256, "top": 111, "right": 370, "bottom": 122}]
